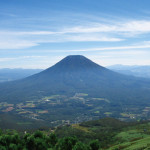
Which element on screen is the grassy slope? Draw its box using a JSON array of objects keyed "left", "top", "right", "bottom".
[
  {"left": 55, "top": 118, "right": 150, "bottom": 150},
  {"left": 108, "top": 123, "right": 150, "bottom": 150},
  {"left": 109, "top": 137, "right": 150, "bottom": 150}
]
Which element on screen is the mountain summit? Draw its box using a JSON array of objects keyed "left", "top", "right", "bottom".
[
  {"left": 52, "top": 55, "right": 100, "bottom": 69},
  {"left": 40, "top": 55, "right": 105, "bottom": 73},
  {"left": 0, "top": 55, "right": 150, "bottom": 104},
  {"left": 43, "top": 55, "right": 105, "bottom": 73}
]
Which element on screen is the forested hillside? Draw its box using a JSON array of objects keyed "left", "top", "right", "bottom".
[{"left": 1, "top": 118, "right": 150, "bottom": 150}]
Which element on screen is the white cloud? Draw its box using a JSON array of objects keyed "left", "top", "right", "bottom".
[
  {"left": 63, "top": 20, "right": 150, "bottom": 35},
  {"left": 3, "top": 20, "right": 150, "bottom": 36},
  {"left": 0, "top": 31, "right": 60, "bottom": 35},
  {"left": 86, "top": 49, "right": 150, "bottom": 66},
  {"left": 0, "top": 56, "right": 47, "bottom": 62},
  {"left": 0, "top": 58, "right": 16, "bottom": 62},
  {"left": 63, "top": 35, "right": 122, "bottom": 42},
  {"left": 49, "top": 41, "right": 150, "bottom": 52},
  {"left": 0, "top": 31, "right": 122, "bottom": 49},
  {"left": 0, "top": 39, "right": 38, "bottom": 49},
  {"left": 0, "top": 55, "right": 63, "bottom": 69},
  {"left": 1, "top": 19, "right": 150, "bottom": 49}
]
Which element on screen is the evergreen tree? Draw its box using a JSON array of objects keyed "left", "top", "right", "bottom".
[
  {"left": 73, "top": 141, "right": 90, "bottom": 150},
  {"left": 55, "top": 137, "right": 78, "bottom": 150},
  {"left": 9, "top": 143, "right": 18, "bottom": 150},
  {"left": 89, "top": 140, "right": 100, "bottom": 150},
  {"left": 47, "top": 133, "right": 58, "bottom": 147}
]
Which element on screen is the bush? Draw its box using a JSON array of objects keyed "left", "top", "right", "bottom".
[
  {"left": 73, "top": 141, "right": 90, "bottom": 150},
  {"left": 89, "top": 139, "right": 100, "bottom": 150},
  {"left": 55, "top": 137, "right": 78, "bottom": 150}
]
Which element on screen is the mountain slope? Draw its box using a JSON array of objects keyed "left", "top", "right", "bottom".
[{"left": 0, "top": 55, "right": 150, "bottom": 104}]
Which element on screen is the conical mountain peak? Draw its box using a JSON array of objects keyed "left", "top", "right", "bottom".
[
  {"left": 62, "top": 55, "right": 90, "bottom": 62},
  {"left": 64, "top": 55, "right": 86, "bottom": 59},
  {"left": 47, "top": 55, "right": 103, "bottom": 72},
  {"left": 57, "top": 55, "right": 92, "bottom": 63},
  {"left": 0, "top": 54, "right": 150, "bottom": 106}
]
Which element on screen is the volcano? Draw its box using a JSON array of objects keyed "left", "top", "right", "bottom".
[{"left": 0, "top": 55, "right": 150, "bottom": 104}]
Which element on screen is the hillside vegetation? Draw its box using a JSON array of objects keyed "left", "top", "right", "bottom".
[{"left": 1, "top": 118, "right": 150, "bottom": 149}]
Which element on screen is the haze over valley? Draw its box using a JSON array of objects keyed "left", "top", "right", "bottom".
[{"left": 0, "top": 55, "right": 150, "bottom": 130}]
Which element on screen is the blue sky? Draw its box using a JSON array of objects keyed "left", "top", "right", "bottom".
[{"left": 0, "top": 0, "right": 150, "bottom": 68}]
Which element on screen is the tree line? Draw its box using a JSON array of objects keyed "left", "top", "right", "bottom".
[{"left": 0, "top": 129, "right": 100, "bottom": 150}]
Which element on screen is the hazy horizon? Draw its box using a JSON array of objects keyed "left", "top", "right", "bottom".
[
  {"left": 0, "top": 54, "right": 150, "bottom": 70},
  {"left": 0, "top": 55, "right": 150, "bottom": 70}
]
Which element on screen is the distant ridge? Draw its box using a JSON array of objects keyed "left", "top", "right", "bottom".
[
  {"left": 0, "top": 55, "right": 150, "bottom": 104},
  {"left": 108, "top": 64, "right": 150, "bottom": 78},
  {"left": 0, "top": 68, "right": 43, "bottom": 82}
]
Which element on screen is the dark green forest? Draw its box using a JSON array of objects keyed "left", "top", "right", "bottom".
[
  {"left": 0, "top": 130, "right": 99, "bottom": 150},
  {"left": 1, "top": 118, "right": 150, "bottom": 150}
]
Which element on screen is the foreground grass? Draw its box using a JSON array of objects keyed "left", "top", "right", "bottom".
[
  {"left": 108, "top": 136, "right": 150, "bottom": 150},
  {"left": 108, "top": 124, "right": 150, "bottom": 150}
]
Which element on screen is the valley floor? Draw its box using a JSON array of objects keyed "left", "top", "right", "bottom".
[{"left": 1, "top": 93, "right": 150, "bottom": 130}]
